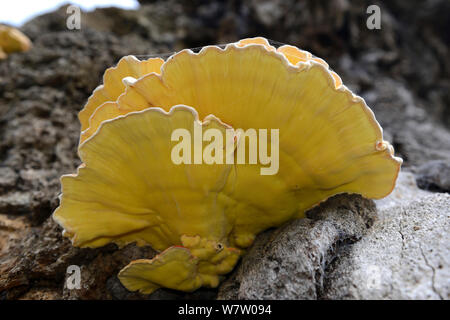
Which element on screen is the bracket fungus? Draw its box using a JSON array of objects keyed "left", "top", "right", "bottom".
[
  {"left": 0, "top": 25, "right": 31, "bottom": 59},
  {"left": 53, "top": 37, "right": 402, "bottom": 294}
]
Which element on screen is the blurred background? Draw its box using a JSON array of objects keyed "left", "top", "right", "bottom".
[
  {"left": 0, "top": 0, "right": 449, "bottom": 299},
  {"left": 0, "top": 0, "right": 138, "bottom": 26}
]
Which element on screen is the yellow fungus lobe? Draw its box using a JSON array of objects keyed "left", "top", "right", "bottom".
[{"left": 0, "top": 25, "right": 31, "bottom": 59}]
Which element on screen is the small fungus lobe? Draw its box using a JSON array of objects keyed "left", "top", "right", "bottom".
[{"left": 0, "top": 25, "right": 31, "bottom": 59}]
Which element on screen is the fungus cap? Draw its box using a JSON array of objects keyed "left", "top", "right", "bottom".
[
  {"left": 0, "top": 25, "right": 31, "bottom": 59},
  {"left": 78, "top": 55, "right": 164, "bottom": 132},
  {"left": 54, "top": 37, "right": 402, "bottom": 294}
]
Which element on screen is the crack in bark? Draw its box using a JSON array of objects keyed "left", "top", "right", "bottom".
[
  {"left": 398, "top": 207, "right": 406, "bottom": 259},
  {"left": 419, "top": 244, "right": 443, "bottom": 300},
  {"left": 398, "top": 205, "right": 443, "bottom": 300}
]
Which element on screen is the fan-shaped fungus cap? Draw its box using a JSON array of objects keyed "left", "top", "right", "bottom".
[
  {"left": 0, "top": 25, "right": 31, "bottom": 59},
  {"left": 78, "top": 55, "right": 164, "bottom": 132},
  {"left": 56, "top": 106, "right": 235, "bottom": 249},
  {"left": 54, "top": 37, "right": 402, "bottom": 294}
]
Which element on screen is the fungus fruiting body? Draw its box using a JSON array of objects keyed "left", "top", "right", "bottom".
[
  {"left": 53, "top": 37, "right": 402, "bottom": 294},
  {"left": 0, "top": 25, "right": 31, "bottom": 59}
]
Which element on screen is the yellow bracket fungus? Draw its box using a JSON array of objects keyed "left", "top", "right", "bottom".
[
  {"left": 53, "top": 37, "right": 402, "bottom": 294},
  {"left": 0, "top": 25, "right": 31, "bottom": 59}
]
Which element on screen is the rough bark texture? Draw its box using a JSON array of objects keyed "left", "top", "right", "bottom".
[
  {"left": 322, "top": 193, "right": 449, "bottom": 300},
  {"left": 0, "top": 0, "right": 449, "bottom": 299},
  {"left": 218, "top": 174, "right": 449, "bottom": 299},
  {"left": 218, "top": 194, "right": 378, "bottom": 299}
]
